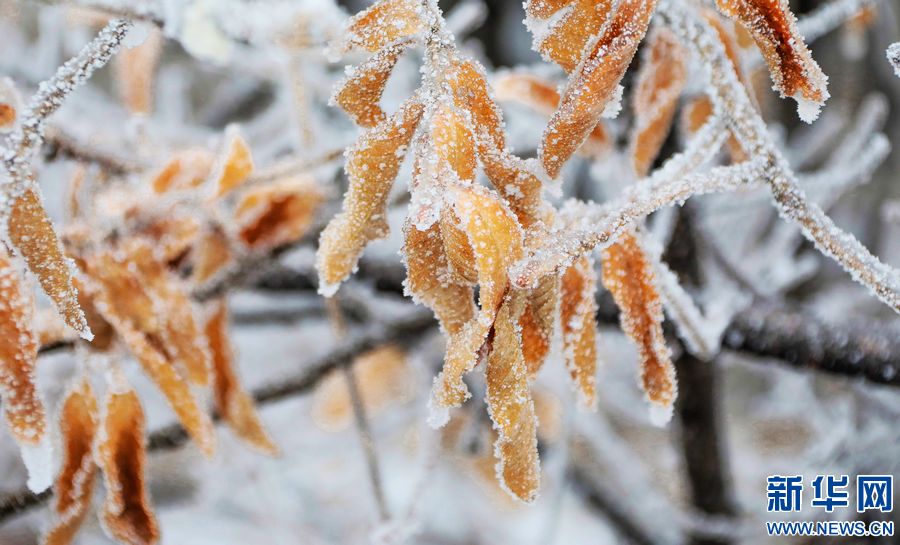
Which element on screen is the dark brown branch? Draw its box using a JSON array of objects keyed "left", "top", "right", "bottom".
[{"left": 1, "top": 310, "right": 437, "bottom": 522}]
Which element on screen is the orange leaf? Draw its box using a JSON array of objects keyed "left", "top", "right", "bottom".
[
  {"left": 485, "top": 292, "right": 540, "bottom": 502},
  {"left": 715, "top": 0, "right": 829, "bottom": 120},
  {"left": 630, "top": 28, "right": 687, "bottom": 177},
  {"left": 536, "top": 0, "right": 614, "bottom": 72},
  {"left": 97, "top": 379, "right": 159, "bottom": 545},
  {"left": 0, "top": 247, "right": 45, "bottom": 447},
  {"left": 601, "top": 232, "right": 675, "bottom": 419},
  {"left": 236, "top": 175, "right": 323, "bottom": 250},
  {"left": 150, "top": 148, "right": 215, "bottom": 193},
  {"left": 317, "top": 97, "right": 425, "bottom": 293},
  {"left": 213, "top": 132, "right": 254, "bottom": 197},
  {"left": 520, "top": 274, "right": 559, "bottom": 376},
  {"left": 431, "top": 100, "right": 477, "bottom": 182},
  {"left": 8, "top": 188, "right": 89, "bottom": 337},
  {"left": 540, "top": 0, "right": 657, "bottom": 178},
  {"left": 115, "top": 27, "right": 162, "bottom": 115},
  {"left": 559, "top": 255, "right": 598, "bottom": 408},
  {"left": 332, "top": 42, "right": 408, "bottom": 128},
  {"left": 343, "top": 0, "right": 425, "bottom": 53},
  {"left": 206, "top": 300, "right": 278, "bottom": 455},
  {"left": 191, "top": 227, "right": 232, "bottom": 285},
  {"left": 44, "top": 380, "right": 98, "bottom": 545}
]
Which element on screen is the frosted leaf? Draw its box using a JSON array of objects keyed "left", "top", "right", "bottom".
[
  {"left": 494, "top": 72, "right": 610, "bottom": 159},
  {"left": 190, "top": 227, "right": 233, "bottom": 285},
  {"left": 332, "top": 41, "right": 409, "bottom": 128},
  {"left": 0, "top": 246, "right": 49, "bottom": 471},
  {"left": 401, "top": 220, "right": 475, "bottom": 335},
  {"left": 125, "top": 241, "right": 212, "bottom": 387},
  {"left": 96, "top": 377, "right": 160, "bottom": 545},
  {"left": 82, "top": 249, "right": 216, "bottom": 457},
  {"left": 887, "top": 42, "right": 900, "bottom": 78},
  {"left": 206, "top": 299, "right": 279, "bottom": 455},
  {"left": 600, "top": 232, "right": 676, "bottom": 415},
  {"left": 520, "top": 274, "right": 559, "bottom": 376},
  {"left": 150, "top": 148, "right": 215, "bottom": 193},
  {"left": 213, "top": 131, "right": 254, "bottom": 197},
  {"left": 430, "top": 183, "right": 524, "bottom": 410},
  {"left": 439, "top": 208, "right": 478, "bottom": 284},
  {"left": 338, "top": 0, "right": 426, "bottom": 54},
  {"left": 559, "top": 256, "right": 598, "bottom": 409},
  {"left": 629, "top": 28, "right": 687, "bottom": 177},
  {"left": 715, "top": 0, "right": 830, "bottom": 122},
  {"left": 431, "top": 100, "right": 477, "bottom": 182},
  {"left": 7, "top": 187, "right": 91, "bottom": 339},
  {"left": 317, "top": 98, "right": 424, "bottom": 292},
  {"left": 484, "top": 292, "right": 540, "bottom": 503},
  {"left": 533, "top": 0, "right": 614, "bottom": 72},
  {"left": 539, "top": 0, "right": 658, "bottom": 178},
  {"left": 115, "top": 27, "right": 163, "bottom": 116},
  {"left": 44, "top": 379, "right": 98, "bottom": 545},
  {"left": 235, "top": 175, "right": 324, "bottom": 250},
  {"left": 311, "top": 345, "right": 412, "bottom": 433}
]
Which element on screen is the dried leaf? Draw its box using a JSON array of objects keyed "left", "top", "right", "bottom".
[
  {"left": 484, "top": 292, "right": 540, "bottom": 503},
  {"left": 494, "top": 72, "right": 610, "bottom": 158},
  {"left": 191, "top": 227, "right": 232, "bottom": 285},
  {"left": 8, "top": 188, "right": 90, "bottom": 337},
  {"left": 431, "top": 100, "right": 477, "bottom": 182},
  {"left": 235, "top": 175, "right": 323, "bottom": 250},
  {"left": 342, "top": 0, "right": 425, "bottom": 53},
  {"left": 126, "top": 241, "right": 211, "bottom": 387},
  {"left": 83, "top": 250, "right": 215, "bottom": 457},
  {"left": 402, "top": 221, "right": 475, "bottom": 335},
  {"left": 431, "top": 183, "right": 523, "bottom": 410},
  {"left": 206, "top": 299, "right": 278, "bottom": 455},
  {"left": 559, "top": 256, "right": 598, "bottom": 408},
  {"left": 439, "top": 208, "right": 477, "bottom": 285},
  {"left": 520, "top": 274, "right": 559, "bottom": 376},
  {"left": 535, "top": 0, "right": 613, "bottom": 72},
  {"left": 150, "top": 148, "right": 215, "bottom": 194},
  {"left": 311, "top": 345, "right": 411, "bottom": 432},
  {"left": 0, "top": 248, "right": 45, "bottom": 446},
  {"left": 332, "top": 41, "right": 408, "bottom": 128},
  {"left": 540, "top": 0, "right": 657, "bottom": 178},
  {"left": 601, "top": 232, "right": 675, "bottom": 420},
  {"left": 97, "top": 380, "right": 159, "bottom": 545},
  {"left": 213, "top": 132, "right": 254, "bottom": 197},
  {"left": 715, "top": 0, "right": 829, "bottom": 121},
  {"left": 44, "top": 380, "right": 98, "bottom": 545},
  {"left": 317, "top": 97, "right": 425, "bottom": 294},
  {"left": 630, "top": 28, "right": 687, "bottom": 177}
]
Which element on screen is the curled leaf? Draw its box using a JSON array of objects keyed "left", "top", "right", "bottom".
[
  {"left": 0, "top": 246, "right": 50, "bottom": 487},
  {"left": 534, "top": 0, "right": 614, "bottom": 72},
  {"left": 540, "top": 0, "right": 657, "bottom": 178},
  {"left": 494, "top": 72, "right": 610, "bottom": 159},
  {"left": 601, "top": 232, "right": 675, "bottom": 422},
  {"left": 332, "top": 41, "right": 408, "bottom": 128},
  {"left": 630, "top": 28, "right": 687, "bottom": 177},
  {"left": 213, "top": 132, "right": 254, "bottom": 197},
  {"left": 44, "top": 380, "right": 98, "bottom": 545},
  {"left": 559, "top": 256, "right": 598, "bottom": 408},
  {"left": 402, "top": 221, "right": 475, "bottom": 335},
  {"left": 431, "top": 184, "right": 524, "bottom": 411},
  {"left": 97, "top": 379, "right": 159, "bottom": 545},
  {"left": 715, "top": 0, "right": 829, "bottom": 121},
  {"left": 484, "top": 292, "right": 540, "bottom": 503},
  {"left": 8, "top": 187, "right": 90, "bottom": 338},
  {"left": 206, "top": 299, "right": 278, "bottom": 455},
  {"left": 520, "top": 274, "right": 559, "bottom": 376},
  {"left": 431, "top": 100, "right": 477, "bottom": 182},
  {"left": 317, "top": 97, "right": 425, "bottom": 294},
  {"left": 235, "top": 175, "right": 323, "bottom": 250},
  {"left": 342, "top": 0, "right": 425, "bottom": 53}
]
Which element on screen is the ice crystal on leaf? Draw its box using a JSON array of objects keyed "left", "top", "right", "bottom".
[
  {"left": 0, "top": 246, "right": 50, "bottom": 491},
  {"left": 530, "top": 0, "right": 657, "bottom": 178},
  {"left": 44, "top": 379, "right": 98, "bottom": 545},
  {"left": 715, "top": 0, "right": 830, "bottom": 122},
  {"left": 96, "top": 375, "right": 159, "bottom": 545}
]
